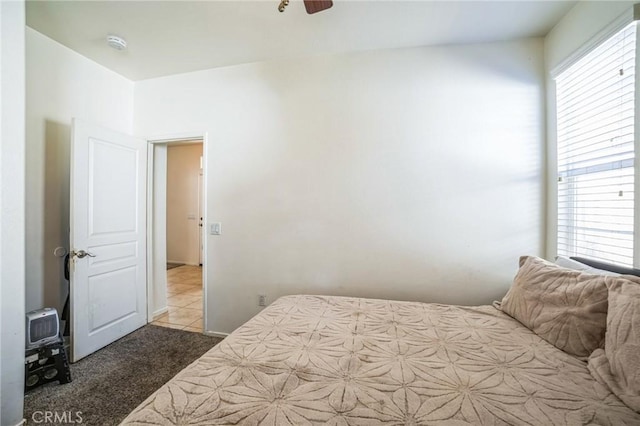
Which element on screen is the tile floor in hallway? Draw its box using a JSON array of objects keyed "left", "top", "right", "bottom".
[{"left": 152, "top": 265, "right": 203, "bottom": 333}]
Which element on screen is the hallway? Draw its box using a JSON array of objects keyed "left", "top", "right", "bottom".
[{"left": 152, "top": 265, "right": 203, "bottom": 332}]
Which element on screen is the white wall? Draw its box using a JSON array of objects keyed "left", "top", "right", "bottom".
[
  {"left": 167, "top": 143, "right": 203, "bottom": 265},
  {"left": 136, "top": 39, "right": 546, "bottom": 334},
  {"left": 544, "top": 1, "right": 636, "bottom": 259},
  {"left": 1, "top": 1, "right": 26, "bottom": 424},
  {"left": 545, "top": 1, "right": 635, "bottom": 72},
  {"left": 25, "top": 28, "right": 134, "bottom": 313}
]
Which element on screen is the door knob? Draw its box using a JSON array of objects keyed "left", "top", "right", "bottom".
[{"left": 72, "top": 249, "right": 96, "bottom": 259}]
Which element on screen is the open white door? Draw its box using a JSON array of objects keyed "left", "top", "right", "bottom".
[{"left": 70, "top": 118, "right": 147, "bottom": 362}]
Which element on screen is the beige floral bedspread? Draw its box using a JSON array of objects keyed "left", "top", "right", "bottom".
[{"left": 121, "top": 295, "right": 640, "bottom": 425}]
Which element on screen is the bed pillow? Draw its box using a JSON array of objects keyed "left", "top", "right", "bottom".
[
  {"left": 571, "top": 256, "right": 640, "bottom": 277},
  {"left": 500, "top": 255, "right": 609, "bottom": 358},
  {"left": 555, "top": 256, "right": 620, "bottom": 276},
  {"left": 589, "top": 280, "right": 640, "bottom": 412}
]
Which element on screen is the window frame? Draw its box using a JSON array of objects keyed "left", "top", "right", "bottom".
[{"left": 548, "top": 6, "right": 640, "bottom": 267}]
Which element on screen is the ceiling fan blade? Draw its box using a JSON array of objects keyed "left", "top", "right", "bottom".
[{"left": 304, "top": 0, "right": 333, "bottom": 14}]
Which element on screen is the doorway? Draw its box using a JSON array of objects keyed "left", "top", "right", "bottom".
[{"left": 146, "top": 135, "right": 207, "bottom": 334}]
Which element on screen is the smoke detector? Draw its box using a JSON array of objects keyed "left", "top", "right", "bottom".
[{"left": 106, "top": 35, "right": 127, "bottom": 51}]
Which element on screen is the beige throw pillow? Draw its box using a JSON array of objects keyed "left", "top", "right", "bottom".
[
  {"left": 501, "top": 255, "right": 609, "bottom": 358},
  {"left": 588, "top": 280, "right": 640, "bottom": 412}
]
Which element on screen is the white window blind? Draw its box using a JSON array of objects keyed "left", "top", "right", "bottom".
[{"left": 556, "top": 22, "right": 637, "bottom": 266}]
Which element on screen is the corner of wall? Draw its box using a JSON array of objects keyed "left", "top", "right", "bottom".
[{"left": 1, "top": 0, "right": 27, "bottom": 424}]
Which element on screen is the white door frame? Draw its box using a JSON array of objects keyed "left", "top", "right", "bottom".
[
  {"left": 198, "top": 171, "right": 204, "bottom": 266},
  {"left": 146, "top": 132, "right": 208, "bottom": 331}
]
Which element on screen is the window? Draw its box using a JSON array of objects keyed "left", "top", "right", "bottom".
[{"left": 556, "top": 22, "right": 637, "bottom": 266}]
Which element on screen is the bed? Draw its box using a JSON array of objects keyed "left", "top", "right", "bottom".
[{"left": 121, "top": 257, "right": 640, "bottom": 425}]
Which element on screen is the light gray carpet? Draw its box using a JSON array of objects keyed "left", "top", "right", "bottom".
[{"left": 24, "top": 325, "right": 222, "bottom": 426}]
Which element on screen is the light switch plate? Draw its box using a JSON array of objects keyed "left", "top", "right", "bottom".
[{"left": 210, "top": 223, "right": 221, "bottom": 235}]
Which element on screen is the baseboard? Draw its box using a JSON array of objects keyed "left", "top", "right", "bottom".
[
  {"left": 152, "top": 307, "right": 168, "bottom": 319},
  {"left": 167, "top": 260, "right": 200, "bottom": 266},
  {"left": 203, "top": 330, "right": 229, "bottom": 339}
]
